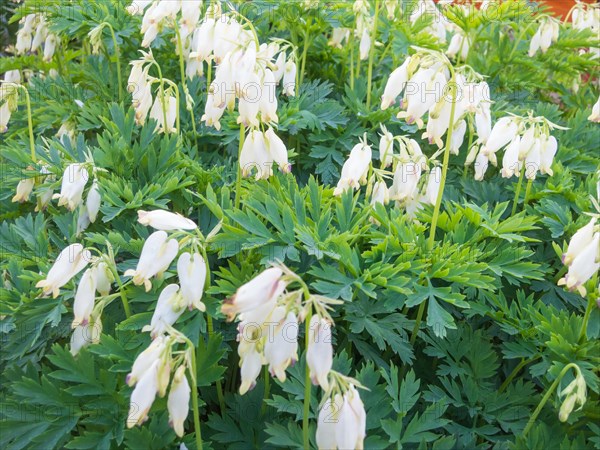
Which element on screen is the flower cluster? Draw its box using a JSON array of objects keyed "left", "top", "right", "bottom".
[
  {"left": 223, "top": 264, "right": 366, "bottom": 449},
  {"left": 572, "top": 1, "right": 599, "bottom": 59},
  {"left": 126, "top": 332, "right": 192, "bottom": 437},
  {"left": 15, "top": 13, "right": 57, "bottom": 61},
  {"left": 353, "top": 0, "right": 374, "bottom": 61},
  {"left": 469, "top": 114, "right": 560, "bottom": 181},
  {"left": 124, "top": 209, "right": 210, "bottom": 434},
  {"left": 127, "top": 52, "right": 178, "bottom": 131},
  {"left": 558, "top": 217, "right": 599, "bottom": 297},
  {"left": 529, "top": 17, "right": 560, "bottom": 57},
  {"left": 558, "top": 366, "right": 587, "bottom": 423}
]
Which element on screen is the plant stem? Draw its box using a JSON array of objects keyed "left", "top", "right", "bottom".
[
  {"left": 579, "top": 286, "right": 597, "bottom": 342},
  {"left": 427, "top": 75, "right": 458, "bottom": 250},
  {"left": 175, "top": 24, "right": 198, "bottom": 142},
  {"left": 299, "top": 18, "right": 312, "bottom": 88},
  {"left": 499, "top": 355, "right": 541, "bottom": 394},
  {"left": 190, "top": 342, "right": 204, "bottom": 450},
  {"left": 261, "top": 365, "right": 270, "bottom": 417},
  {"left": 18, "top": 86, "right": 35, "bottom": 162},
  {"left": 111, "top": 267, "right": 131, "bottom": 319},
  {"left": 206, "top": 315, "right": 226, "bottom": 413},
  {"left": 523, "top": 178, "right": 533, "bottom": 207},
  {"left": 102, "top": 23, "right": 123, "bottom": 102},
  {"left": 349, "top": 22, "right": 356, "bottom": 90},
  {"left": 366, "top": 0, "right": 381, "bottom": 109},
  {"left": 151, "top": 61, "right": 169, "bottom": 134},
  {"left": 408, "top": 74, "right": 458, "bottom": 347},
  {"left": 302, "top": 306, "right": 313, "bottom": 450},
  {"left": 522, "top": 363, "right": 579, "bottom": 438},
  {"left": 511, "top": 169, "right": 525, "bottom": 216},
  {"left": 234, "top": 124, "right": 245, "bottom": 209}
]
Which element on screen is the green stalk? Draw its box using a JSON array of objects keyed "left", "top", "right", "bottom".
[
  {"left": 366, "top": 1, "right": 381, "bottom": 109},
  {"left": 349, "top": 22, "right": 356, "bottom": 90},
  {"left": 498, "top": 355, "right": 541, "bottom": 394},
  {"left": 110, "top": 266, "right": 131, "bottom": 319},
  {"left": 207, "top": 315, "right": 226, "bottom": 414},
  {"left": 18, "top": 86, "right": 35, "bottom": 162},
  {"left": 174, "top": 24, "right": 198, "bottom": 142},
  {"left": 299, "top": 18, "right": 312, "bottom": 88},
  {"left": 579, "top": 277, "right": 598, "bottom": 342},
  {"left": 234, "top": 124, "right": 245, "bottom": 209},
  {"left": 408, "top": 74, "right": 458, "bottom": 346},
  {"left": 523, "top": 178, "right": 533, "bottom": 207},
  {"left": 522, "top": 363, "right": 579, "bottom": 438},
  {"left": 511, "top": 169, "right": 525, "bottom": 216},
  {"left": 102, "top": 23, "right": 123, "bottom": 102},
  {"left": 190, "top": 343, "right": 204, "bottom": 450},
  {"left": 302, "top": 306, "right": 313, "bottom": 450},
  {"left": 261, "top": 365, "right": 270, "bottom": 417},
  {"left": 150, "top": 61, "right": 169, "bottom": 134}
]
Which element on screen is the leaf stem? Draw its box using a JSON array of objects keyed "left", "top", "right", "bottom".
[
  {"left": 110, "top": 266, "right": 131, "bottom": 319},
  {"left": 498, "top": 355, "right": 541, "bottom": 394},
  {"left": 366, "top": 0, "right": 381, "bottom": 109},
  {"left": 261, "top": 365, "right": 270, "bottom": 417},
  {"left": 522, "top": 363, "right": 579, "bottom": 437},
  {"left": 206, "top": 315, "right": 226, "bottom": 414},
  {"left": 523, "top": 178, "right": 533, "bottom": 207}
]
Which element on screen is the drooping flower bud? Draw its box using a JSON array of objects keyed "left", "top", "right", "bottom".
[
  {"left": 177, "top": 252, "right": 207, "bottom": 311},
  {"left": 12, "top": 178, "right": 34, "bottom": 203},
  {"left": 334, "top": 141, "right": 372, "bottom": 196},
  {"left": 168, "top": 365, "right": 190, "bottom": 437},
  {"left": 53, "top": 163, "right": 89, "bottom": 211},
  {"left": 137, "top": 210, "right": 197, "bottom": 231},
  {"left": 306, "top": 315, "right": 333, "bottom": 390},
  {"left": 562, "top": 218, "right": 596, "bottom": 266},
  {"left": 264, "top": 308, "right": 298, "bottom": 382},
  {"left": 86, "top": 180, "right": 101, "bottom": 223},
  {"left": 36, "top": 243, "right": 91, "bottom": 298},
  {"left": 72, "top": 268, "right": 96, "bottom": 328},
  {"left": 144, "top": 284, "right": 186, "bottom": 338},
  {"left": 127, "top": 360, "right": 159, "bottom": 428},
  {"left": 124, "top": 231, "right": 179, "bottom": 291},
  {"left": 127, "top": 335, "right": 167, "bottom": 387}
]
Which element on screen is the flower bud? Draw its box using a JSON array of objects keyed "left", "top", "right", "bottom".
[
  {"left": 53, "top": 163, "right": 89, "bottom": 211},
  {"left": 306, "top": 315, "right": 333, "bottom": 390},
  {"left": 72, "top": 268, "right": 96, "bottom": 328},
  {"left": 168, "top": 365, "right": 190, "bottom": 437},
  {"left": 86, "top": 181, "right": 101, "bottom": 223},
  {"left": 36, "top": 243, "right": 91, "bottom": 298},
  {"left": 177, "top": 252, "right": 207, "bottom": 311},
  {"left": 12, "top": 178, "right": 34, "bottom": 203},
  {"left": 144, "top": 284, "right": 185, "bottom": 338},
  {"left": 124, "top": 231, "right": 179, "bottom": 291},
  {"left": 127, "top": 360, "right": 159, "bottom": 428},
  {"left": 137, "top": 210, "right": 197, "bottom": 231}
]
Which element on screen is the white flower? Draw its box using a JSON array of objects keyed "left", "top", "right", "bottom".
[
  {"left": 446, "top": 32, "right": 470, "bottom": 61},
  {"left": 482, "top": 117, "right": 518, "bottom": 155},
  {"left": 539, "top": 134, "right": 557, "bottom": 176},
  {"left": 562, "top": 218, "right": 596, "bottom": 266},
  {"left": 221, "top": 267, "right": 285, "bottom": 321},
  {"left": 390, "top": 162, "right": 421, "bottom": 201},
  {"left": 265, "top": 127, "right": 290, "bottom": 172},
  {"left": 264, "top": 308, "right": 298, "bottom": 382},
  {"left": 12, "top": 178, "right": 34, "bottom": 203},
  {"left": 190, "top": 18, "right": 215, "bottom": 62},
  {"left": 359, "top": 27, "right": 371, "bottom": 60},
  {"left": 558, "top": 233, "right": 600, "bottom": 296},
  {"left": 401, "top": 68, "right": 447, "bottom": 127},
  {"left": 474, "top": 151, "right": 489, "bottom": 181},
  {"left": 86, "top": 181, "right": 101, "bottom": 223},
  {"left": 137, "top": 210, "right": 197, "bottom": 231},
  {"left": 94, "top": 261, "right": 113, "bottom": 296},
  {"left": 240, "top": 130, "right": 272, "bottom": 180},
  {"left": 259, "top": 69, "right": 278, "bottom": 123},
  {"left": 282, "top": 61, "right": 297, "bottom": 96},
  {"left": 306, "top": 315, "right": 333, "bottom": 390},
  {"left": 70, "top": 313, "right": 101, "bottom": 356},
  {"left": 328, "top": 28, "right": 350, "bottom": 48},
  {"left": 4, "top": 70, "right": 21, "bottom": 84},
  {"left": 501, "top": 137, "right": 521, "bottom": 178},
  {"left": 424, "top": 166, "right": 441, "bottom": 205},
  {"left": 43, "top": 34, "right": 57, "bottom": 62},
  {"left": 381, "top": 57, "right": 410, "bottom": 110},
  {"left": 475, "top": 104, "right": 492, "bottom": 144},
  {"left": 180, "top": 0, "right": 202, "bottom": 34},
  {"left": 379, "top": 126, "right": 394, "bottom": 167},
  {"left": 272, "top": 52, "right": 286, "bottom": 83},
  {"left": 149, "top": 95, "right": 177, "bottom": 133},
  {"left": 36, "top": 243, "right": 91, "bottom": 298},
  {"left": 72, "top": 268, "right": 96, "bottom": 328},
  {"left": 144, "top": 284, "right": 185, "bottom": 338},
  {"left": 316, "top": 386, "right": 366, "bottom": 450},
  {"left": 177, "top": 252, "right": 207, "bottom": 311},
  {"left": 168, "top": 365, "right": 190, "bottom": 437},
  {"left": 334, "top": 142, "right": 372, "bottom": 196},
  {"left": 238, "top": 341, "right": 263, "bottom": 395},
  {"left": 201, "top": 92, "right": 226, "bottom": 130},
  {"left": 0, "top": 101, "right": 12, "bottom": 133},
  {"left": 127, "top": 335, "right": 167, "bottom": 386},
  {"left": 370, "top": 180, "right": 390, "bottom": 207},
  {"left": 450, "top": 120, "right": 467, "bottom": 155},
  {"left": 127, "top": 360, "right": 159, "bottom": 428},
  {"left": 124, "top": 231, "right": 179, "bottom": 291},
  {"left": 53, "top": 163, "right": 89, "bottom": 211}
]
